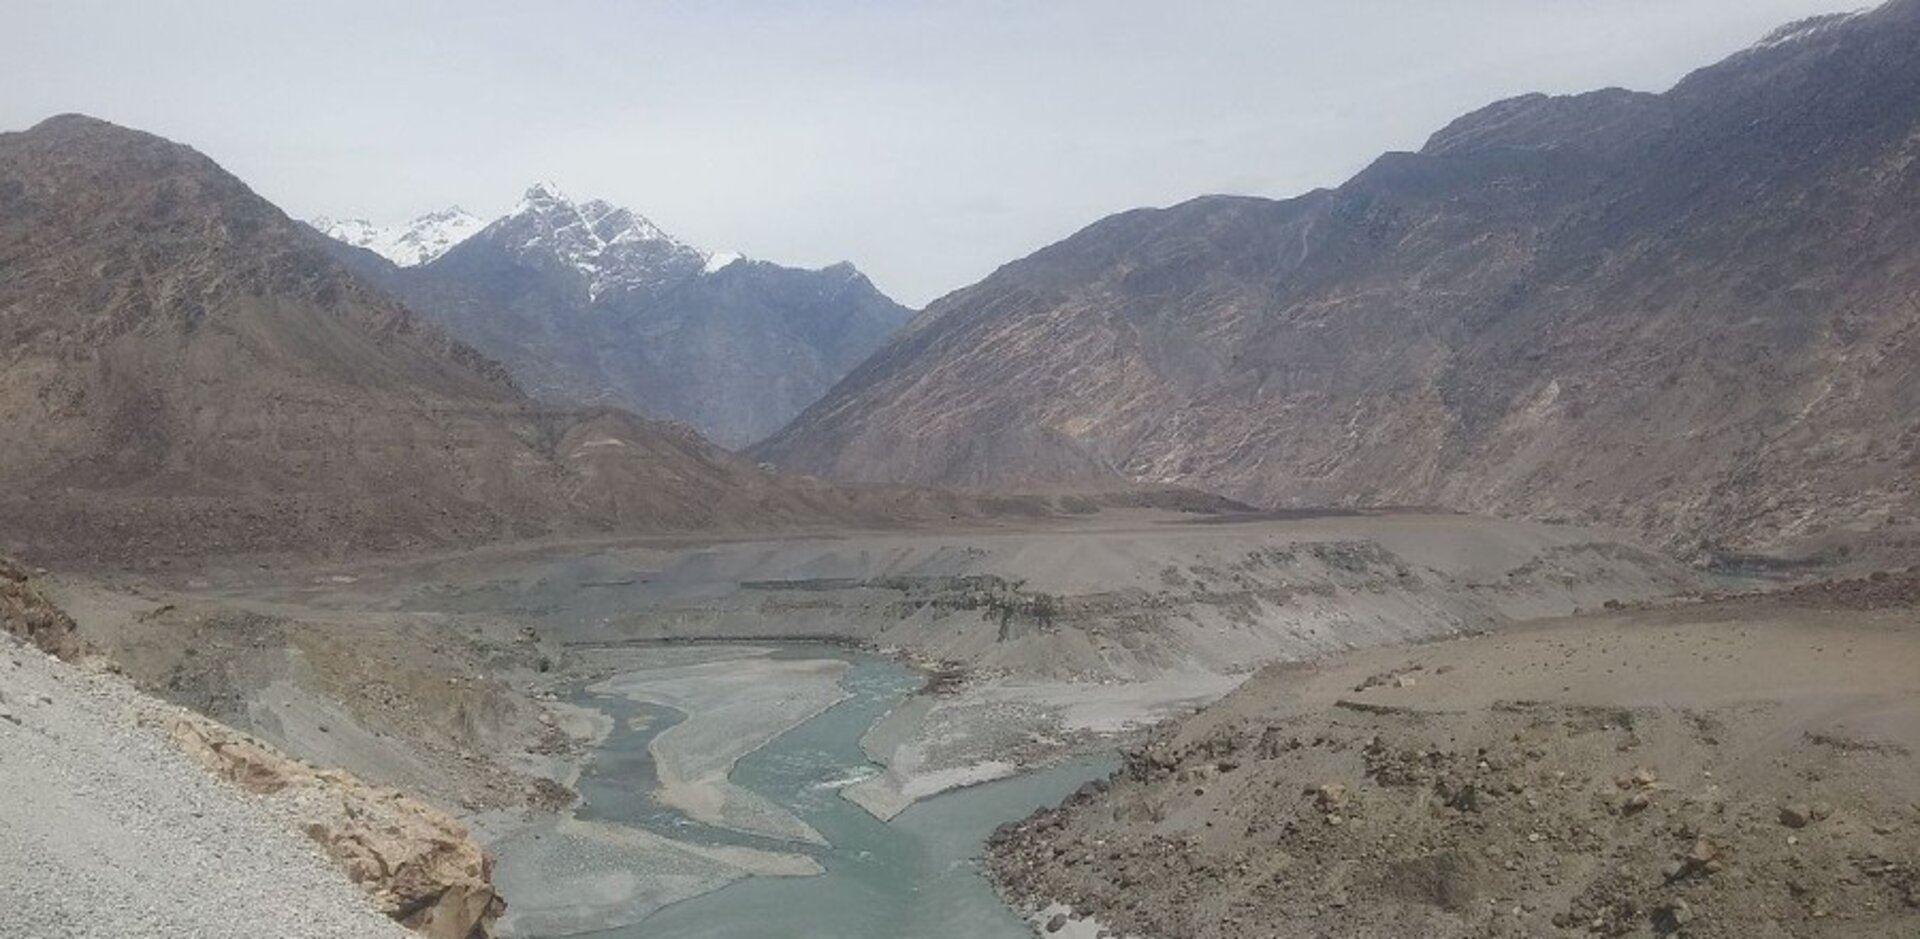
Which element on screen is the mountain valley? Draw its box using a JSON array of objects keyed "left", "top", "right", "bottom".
[{"left": 4, "top": 4, "right": 1920, "bottom": 939}]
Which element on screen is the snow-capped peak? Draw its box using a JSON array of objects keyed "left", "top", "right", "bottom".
[
  {"left": 515, "top": 180, "right": 574, "bottom": 212},
  {"left": 318, "top": 184, "right": 763, "bottom": 300},
  {"left": 312, "top": 206, "right": 483, "bottom": 267},
  {"left": 493, "top": 183, "right": 707, "bottom": 301}
]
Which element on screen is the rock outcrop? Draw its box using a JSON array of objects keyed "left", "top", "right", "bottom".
[
  {"left": 0, "top": 557, "right": 83, "bottom": 659},
  {"left": 169, "top": 716, "right": 504, "bottom": 939}
]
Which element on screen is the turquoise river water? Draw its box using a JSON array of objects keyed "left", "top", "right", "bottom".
[{"left": 564, "top": 646, "right": 1115, "bottom": 939}]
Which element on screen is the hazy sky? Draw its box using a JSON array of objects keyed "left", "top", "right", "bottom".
[{"left": 4, "top": 1, "right": 1851, "bottom": 306}]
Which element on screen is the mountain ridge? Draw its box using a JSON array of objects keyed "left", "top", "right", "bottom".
[
  {"left": 316, "top": 184, "right": 912, "bottom": 447},
  {"left": 753, "top": 0, "right": 1920, "bottom": 559},
  {"left": 0, "top": 113, "right": 963, "bottom": 565}
]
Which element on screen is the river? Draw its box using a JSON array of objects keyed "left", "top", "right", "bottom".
[{"left": 532, "top": 644, "right": 1114, "bottom": 939}]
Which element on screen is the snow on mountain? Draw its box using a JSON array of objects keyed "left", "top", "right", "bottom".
[
  {"left": 317, "top": 184, "right": 764, "bottom": 299},
  {"left": 309, "top": 179, "right": 912, "bottom": 447},
  {"left": 1747, "top": 11, "right": 1864, "bottom": 52},
  {"left": 484, "top": 182, "right": 717, "bottom": 301},
  {"left": 311, "top": 207, "right": 483, "bottom": 267}
]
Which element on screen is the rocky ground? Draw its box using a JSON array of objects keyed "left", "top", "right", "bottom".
[
  {"left": 2, "top": 559, "right": 512, "bottom": 938},
  {"left": 988, "top": 573, "right": 1920, "bottom": 938},
  {"left": 0, "top": 629, "right": 414, "bottom": 938}
]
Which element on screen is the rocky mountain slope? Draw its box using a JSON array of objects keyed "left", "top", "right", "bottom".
[
  {"left": 756, "top": 1, "right": 1920, "bottom": 559},
  {"left": 0, "top": 115, "right": 942, "bottom": 565},
  {"left": 319, "top": 184, "right": 912, "bottom": 447}
]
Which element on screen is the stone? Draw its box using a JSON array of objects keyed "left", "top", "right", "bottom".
[
  {"left": 1316, "top": 782, "right": 1349, "bottom": 812},
  {"left": 1780, "top": 804, "right": 1813, "bottom": 829},
  {"left": 1046, "top": 912, "right": 1069, "bottom": 933},
  {"left": 1687, "top": 837, "right": 1717, "bottom": 865}
]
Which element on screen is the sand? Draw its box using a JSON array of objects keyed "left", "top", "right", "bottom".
[
  {"left": 589, "top": 647, "right": 852, "bottom": 845},
  {"left": 488, "top": 815, "right": 824, "bottom": 936},
  {"left": 848, "top": 671, "right": 1244, "bottom": 820}
]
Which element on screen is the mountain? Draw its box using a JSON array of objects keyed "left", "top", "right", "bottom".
[
  {"left": 0, "top": 115, "right": 939, "bottom": 564},
  {"left": 457, "top": 181, "right": 710, "bottom": 303},
  {"left": 755, "top": 1, "right": 1920, "bottom": 559},
  {"left": 314, "top": 184, "right": 913, "bottom": 448},
  {"left": 312, "top": 206, "right": 483, "bottom": 267}
]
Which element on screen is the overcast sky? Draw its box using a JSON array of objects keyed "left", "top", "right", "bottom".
[{"left": 4, "top": 1, "right": 1852, "bottom": 306}]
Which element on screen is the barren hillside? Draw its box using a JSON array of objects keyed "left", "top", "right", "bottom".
[
  {"left": 756, "top": 2, "right": 1920, "bottom": 561},
  {"left": 0, "top": 116, "right": 971, "bottom": 564}
]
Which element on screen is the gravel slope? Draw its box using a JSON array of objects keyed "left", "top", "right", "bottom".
[{"left": 0, "top": 633, "right": 410, "bottom": 939}]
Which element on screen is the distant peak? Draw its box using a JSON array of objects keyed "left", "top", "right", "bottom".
[
  {"left": 30, "top": 112, "right": 117, "bottom": 132},
  {"left": 485, "top": 187, "right": 705, "bottom": 300},
  {"left": 17, "top": 113, "right": 183, "bottom": 153},
  {"left": 311, "top": 206, "right": 485, "bottom": 267},
  {"left": 521, "top": 180, "right": 572, "bottom": 205}
]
